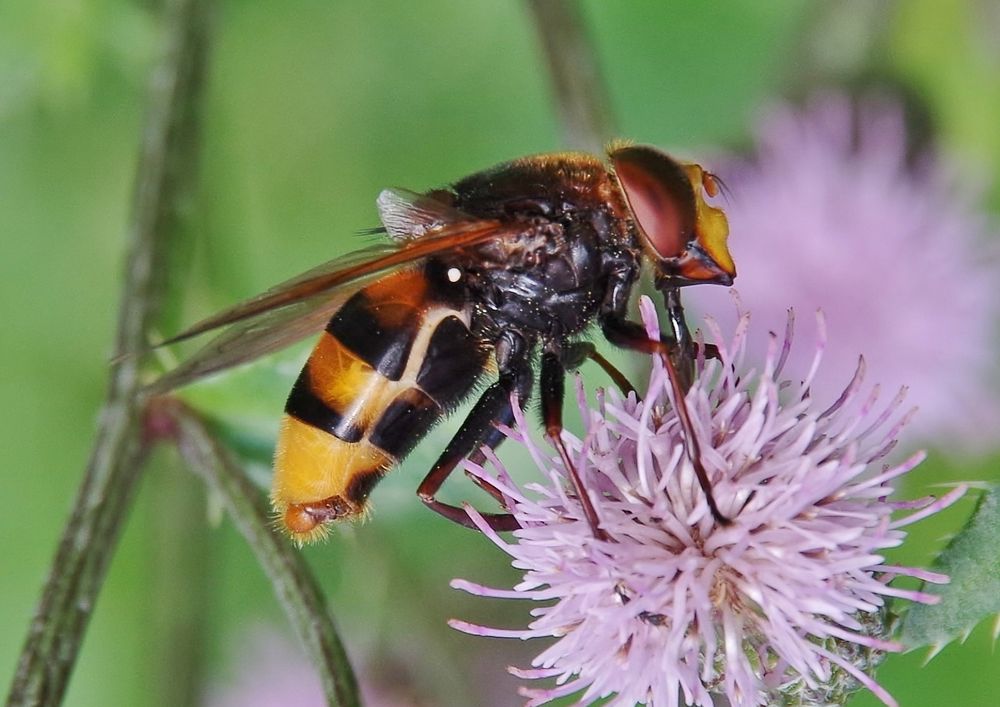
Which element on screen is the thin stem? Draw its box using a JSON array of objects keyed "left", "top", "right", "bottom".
[
  {"left": 525, "top": 0, "right": 617, "bottom": 151},
  {"left": 5, "top": 1, "right": 212, "bottom": 705},
  {"left": 149, "top": 465, "right": 211, "bottom": 707},
  {"left": 172, "top": 404, "right": 361, "bottom": 707}
]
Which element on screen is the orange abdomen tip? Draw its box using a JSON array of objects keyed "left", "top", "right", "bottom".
[
  {"left": 280, "top": 495, "right": 358, "bottom": 543},
  {"left": 284, "top": 504, "right": 321, "bottom": 536}
]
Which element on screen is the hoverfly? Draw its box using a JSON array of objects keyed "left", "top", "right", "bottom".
[{"left": 150, "top": 145, "right": 735, "bottom": 543}]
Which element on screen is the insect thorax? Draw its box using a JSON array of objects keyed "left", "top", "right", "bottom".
[{"left": 449, "top": 155, "right": 637, "bottom": 341}]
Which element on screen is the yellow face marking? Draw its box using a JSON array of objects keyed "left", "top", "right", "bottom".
[{"left": 682, "top": 163, "right": 736, "bottom": 278}]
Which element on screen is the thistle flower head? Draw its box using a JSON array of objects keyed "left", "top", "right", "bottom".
[
  {"left": 691, "top": 93, "right": 1000, "bottom": 451},
  {"left": 451, "top": 297, "right": 964, "bottom": 707}
]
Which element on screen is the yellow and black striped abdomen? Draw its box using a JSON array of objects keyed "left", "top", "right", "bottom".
[{"left": 272, "top": 265, "right": 487, "bottom": 542}]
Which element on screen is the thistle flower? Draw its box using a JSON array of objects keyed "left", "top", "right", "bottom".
[
  {"left": 450, "top": 297, "right": 964, "bottom": 707},
  {"left": 690, "top": 93, "right": 1000, "bottom": 451}
]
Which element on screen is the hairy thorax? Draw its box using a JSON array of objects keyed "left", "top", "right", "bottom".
[{"left": 447, "top": 153, "right": 637, "bottom": 341}]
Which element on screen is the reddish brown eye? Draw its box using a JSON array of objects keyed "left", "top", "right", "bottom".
[{"left": 610, "top": 146, "right": 696, "bottom": 259}]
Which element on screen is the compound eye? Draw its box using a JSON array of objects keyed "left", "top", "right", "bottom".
[{"left": 610, "top": 145, "right": 696, "bottom": 259}]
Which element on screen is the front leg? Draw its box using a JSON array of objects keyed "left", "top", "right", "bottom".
[{"left": 601, "top": 311, "right": 731, "bottom": 526}]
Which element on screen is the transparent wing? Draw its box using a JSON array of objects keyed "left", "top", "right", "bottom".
[
  {"left": 145, "top": 284, "right": 362, "bottom": 394},
  {"left": 156, "top": 218, "right": 505, "bottom": 348},
  {"left": 146, "top": 212, "right": 516, "bottom": 392},
  {"left": 376, "top": 187, "right": 469, "bottom": 240}
]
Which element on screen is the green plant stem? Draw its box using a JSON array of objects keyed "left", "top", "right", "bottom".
[
  {"left": 5, "top": 1, "right": 212, "bottom": 705},
  {"left": 149, "top": 463, "right": 211, "bottom": 707},
  {"left": 172, "top": 405, "right": 360, "bottom": 707},
  {"left": 525, "top": 0, "right": 616, "bottom": 151}
]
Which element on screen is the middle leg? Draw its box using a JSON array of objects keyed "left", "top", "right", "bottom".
[
  {"left": 540, "top": 348, "right": 609, "bottom": 541},
  {"left": 417, "top": 347, "right": 532, "bottom": 532},
  {"left": 561, "top": 340, "right": 638, "bottom": 398}
]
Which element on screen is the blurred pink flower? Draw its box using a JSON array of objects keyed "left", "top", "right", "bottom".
[
  {"left": 451, "top": 297, "right": 963, "bottom": 707},
  {"left": 203, "top": 626, "right": 429, "bottom": 707},
  {"left": 203, "top": 628, "right": 325, "bottom": 707},
  {"left": 691, "top": 93, "right": 1000, "bottom": 452}
]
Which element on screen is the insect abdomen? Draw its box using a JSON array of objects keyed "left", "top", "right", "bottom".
[{"left": 271, "top": 265, "right": 486, "bottom": 541}]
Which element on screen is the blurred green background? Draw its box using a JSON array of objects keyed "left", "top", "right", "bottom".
[{"left": 2, "top": 1, "right": 998, "bottom": 706}]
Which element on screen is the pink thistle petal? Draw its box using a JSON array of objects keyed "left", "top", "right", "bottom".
[
  {"left": 449, "top": 579, "right": 534, "bottom": 600},
  {"left": 889, "top": 484, "right": 968, "bottom": 528},
  {"left": 449, "top": 620, "right": 551, "bottom": 639},
  {"left": 460, "top": 503, "right": 518, "bottom": 556},
  {"left": 508, "top": 666, "right": 565, "bottom": 680},
  {"left": 814, "top": 645, "right": 899, "bottom": 707},
  {"left": 871, "top": 566, "right": 950, "bottom": 584}
]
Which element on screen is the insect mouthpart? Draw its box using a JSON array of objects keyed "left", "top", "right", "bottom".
[{"left": 656, "top": 242, "right": 736, "bottom": 288}]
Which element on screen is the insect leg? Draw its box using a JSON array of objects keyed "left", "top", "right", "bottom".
[
  {"left": 416, "top": 360, "right": 532, "bottom": 532},
  {"left": 561, "top": 341, "right": 638, "bottom": 397},
  {"left": 601, "top": 313, "right": 731, "bottom": 525},
  {"left": 541, "top": 349, "right": 609, "bottom": 540},
  {"left": 662, "top": 287, "right": 721, "bottom": 377},
  {"left": 462, "top": 384, "right": 529, "bottom": 507}
]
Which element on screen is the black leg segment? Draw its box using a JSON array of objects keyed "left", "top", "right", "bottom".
[
  {"left": 416, "top": 365, "right": 531, "bottom": 532},
  {"left": 541, "top": 350, "right": 608, "bottom": 540},
  {"left": 562, "top": 341, "right": 638, "bottom": 398}
]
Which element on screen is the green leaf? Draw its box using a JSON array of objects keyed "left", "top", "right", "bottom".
[{"left": 900, "top": 487, "right": 1000, "bottom": 652}]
